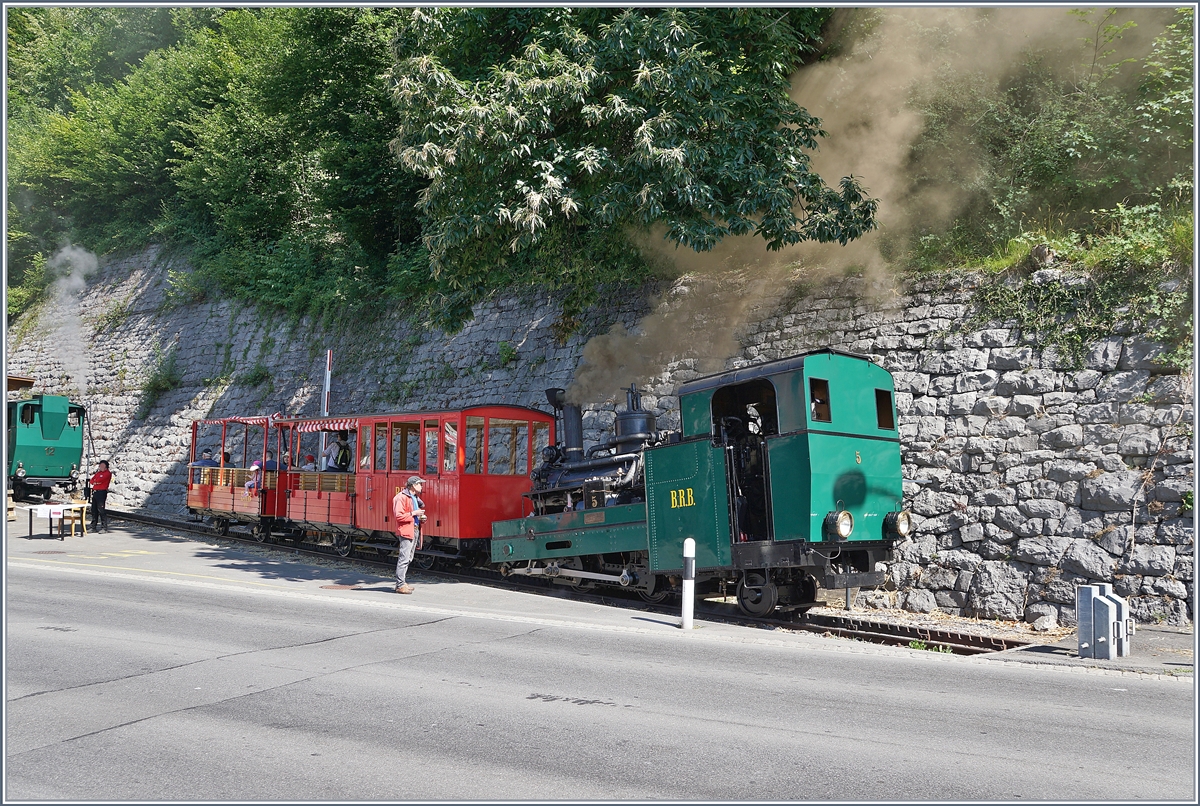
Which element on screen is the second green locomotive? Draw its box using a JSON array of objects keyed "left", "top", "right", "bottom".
[
  {"left": 6, "top": 393, "right": 87, "bottom": 501},
  {"left": 492, "top": 349, "right": 913, "bottom": 616}
]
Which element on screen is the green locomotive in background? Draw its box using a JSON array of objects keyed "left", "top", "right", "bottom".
[
  {"left": 6, "top": 387, "right": 87, "bottom": 501},
  {"left": 493, "top": 349, "right": 913, "bottom": 616}
]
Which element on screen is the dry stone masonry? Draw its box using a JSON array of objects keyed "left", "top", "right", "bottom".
[{"left": 8, "top": 247, "right": 1193, "bottom": 626}]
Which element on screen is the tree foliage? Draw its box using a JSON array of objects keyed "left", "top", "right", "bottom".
[
  {"left": 903, "top": 7, "right": 1193, "bottom": 265},
  {"left": 6, "top": 7, "right": 1190, "bottom": 334},
  {"left": 388, "top": 7, "right": 876, "bottom": 309}
]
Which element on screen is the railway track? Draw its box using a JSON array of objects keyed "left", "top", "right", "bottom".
[{"left": 108, "top": 508, "right": 1034, "bottom": 656}]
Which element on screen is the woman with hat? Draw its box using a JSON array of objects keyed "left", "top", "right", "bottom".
[{"left": 391, "top": 475, "right": 426, "bottom": 594}]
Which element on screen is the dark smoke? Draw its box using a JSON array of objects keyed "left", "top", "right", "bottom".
[{"left": 566, "top": 7, "right": 1174, "bottom": 404}]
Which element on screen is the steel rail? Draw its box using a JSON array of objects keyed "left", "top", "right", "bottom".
[{"left": 106, "top": 509, "right": 1030, "bottom": 655}]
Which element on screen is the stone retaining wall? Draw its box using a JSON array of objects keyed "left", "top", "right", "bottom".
[{"left": 8, "top": 247, "right": 1193, "bottom": 626}]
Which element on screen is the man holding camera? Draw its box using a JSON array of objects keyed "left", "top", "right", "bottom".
[{"left": 392, "top": 475, "right": 426, "bottom": 594}]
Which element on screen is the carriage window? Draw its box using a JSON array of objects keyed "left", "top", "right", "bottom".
[
  {"left": 358, "top": 426, "right": 372, "bottom": 470},
  {"left": 463, "top": 416, "right": 485, "bottom": 474},
  {"left": 533, "top": 421, "right": 551, "bottom": 461},
  {"left": 375, "top": 425, "right": 389, "bottom": 470},
  {"left": 809, "top": 378, "right": 831, "bottom": 423},
  {"left": 424, "top": 420, "right": 439, "bottom": 476},
  {"left": 488, "top": 418, "right": 529, "bottom": 475},
  {"left": 443, "top": 421, "right": 459, "bottom": 473},
  {"left": 20, "top": 405, "right": 36, "bottom": 425},
  {"left": 391, "top": 422, "right": 419, "bottom": 471},
  {"left": 876, "top": 389, "right": 896, "bottom": 430}
]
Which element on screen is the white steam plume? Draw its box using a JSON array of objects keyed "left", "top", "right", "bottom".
[{"left": 47, "top": 244, "right": 100, "bottom": 396}]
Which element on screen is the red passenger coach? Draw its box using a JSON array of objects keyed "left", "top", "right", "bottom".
[{"left": 271, "top": 405, "right": 555, "bottom": 562}]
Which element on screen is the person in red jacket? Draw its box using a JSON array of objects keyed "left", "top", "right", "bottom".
[
  {"left": 391, "top": 475, "right": 425, "bottom": 594},
  {"left": 89, "top": 460, "right": 112, "bottom": 532}
]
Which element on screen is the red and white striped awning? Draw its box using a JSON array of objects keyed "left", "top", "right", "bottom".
[
  {"left": 293, "top": 418, "right": 358, "bottom": 434},
  {"left": 197, "top": 414, "right": 279, "bottom": 427}
]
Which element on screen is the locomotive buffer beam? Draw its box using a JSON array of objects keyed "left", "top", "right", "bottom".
[
  {"left": 503, "top": 563, "right": 634, "bottom": 587},
  {"left": 821, "top": 571, "right": 886, "bottom": 589}
]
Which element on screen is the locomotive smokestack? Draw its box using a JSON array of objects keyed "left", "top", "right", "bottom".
[{"left": 562, "top": 403, "right": 584, "bottom": 462}]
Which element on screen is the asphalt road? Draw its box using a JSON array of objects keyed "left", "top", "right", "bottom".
[{"left": 5, "top": 529, "right": 1195, "bottom": 801}]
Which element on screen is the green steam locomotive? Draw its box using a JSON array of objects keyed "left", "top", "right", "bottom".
[{"left": 492, "top": 349, "right": 912, "bottom": 616}]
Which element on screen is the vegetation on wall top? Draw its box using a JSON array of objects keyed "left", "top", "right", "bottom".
[{"left": 6, "top": 7, "right": 1193, "bottom": 355}]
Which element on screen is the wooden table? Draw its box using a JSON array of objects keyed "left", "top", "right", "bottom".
[{"left": 18, "top": 502, "right": 90, "bottom": 540}]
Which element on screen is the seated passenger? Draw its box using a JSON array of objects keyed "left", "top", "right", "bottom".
[
  {"left": 300, "top": 454, "right": 317, "bottom": 472},
  {"left": 262, "top": 451, "right": 279, "bottom": 471},
  {"left": 323, "top": 431, "right": 352, "bottom": 472},
  {"left": 192, "top": 448, "right": 219, "bottom": 467},
  {"left": 243, "top": 461, "right": 262, "bottom": 496}
]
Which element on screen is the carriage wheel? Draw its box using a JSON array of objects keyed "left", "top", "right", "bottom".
[
  {"left": 414, "top": 552, "right": 435, "bottom": 571},
  {"left": 215, "top": 518, "right": 230, "bottom": 536},
  {"left": 333, "top": 533, "right": 353, "bottom": 558},
  {"left": 736, "top": 571, "right": 778, "bottom": 617},
  {"left": 252, "top": 522, "right": 269, "bottom": 543}
]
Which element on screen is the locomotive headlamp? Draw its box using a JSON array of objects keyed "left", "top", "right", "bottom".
[
  {"left": 70, "top": 463, "right": 79, "bottom": 480},
  {"left": 884, "top": 510, "right": 913, "bottom": 538},
  {"left": 15, "top": 462, "right": 26, "bottom": 479},
  {"left": 824, "top": 509, "right": 854, "bottom": 540}
]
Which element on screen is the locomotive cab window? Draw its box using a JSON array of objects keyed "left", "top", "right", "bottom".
[
  {"left": 20, "top": 404, "right": 36, "bottom": 425},
  {"left": 875, "top": 389, "right": 896, "bottom": 430},
  {"left": 809, "top": 379, "right": 831, "bottom": 423}
]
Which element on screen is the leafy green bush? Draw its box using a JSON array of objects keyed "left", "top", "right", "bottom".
[
  {"left": 238, "top": 363, "right": 271, "bottom": 387},
  {"left": 970, "top": 206, "right": 1193, "bottom": 369}
]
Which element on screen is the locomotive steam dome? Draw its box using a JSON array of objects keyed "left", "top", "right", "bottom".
[{"left": 613, "top": 386, "right": 656, "bottom": 454}]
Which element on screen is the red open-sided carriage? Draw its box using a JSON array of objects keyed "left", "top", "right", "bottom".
[{"left": 186, "top": 415, "right": 287, "bottom": 538}]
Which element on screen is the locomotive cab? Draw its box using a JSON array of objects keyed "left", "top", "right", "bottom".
[{"left": 652, "top": 348, "right": 912, "bottom": 615}]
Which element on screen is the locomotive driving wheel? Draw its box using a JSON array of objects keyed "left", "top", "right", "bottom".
[
  {"left": 638, "top": 575, "right": 670, "bottom": 603},
  {"left": 736, "top": 571, "right": 778, "bottom": 617}
]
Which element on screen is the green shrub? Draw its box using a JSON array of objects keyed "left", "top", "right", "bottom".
[{"left": 238, "top": 363, "right": 271, "bottom": 387}]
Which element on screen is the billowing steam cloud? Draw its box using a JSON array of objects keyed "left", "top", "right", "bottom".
[
  {"left": 567, "top": 7, "right": 1171, "bottom": 404},
  {"left": 567, "top": 261, "right": 793, "bottom": 404},
  {"left": 47, "top": 244, "right": 100, "bottom": 395}
]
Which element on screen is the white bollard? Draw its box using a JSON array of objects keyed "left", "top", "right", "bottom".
[{"left": 681, "top": 538, "right": 695, "bottom": 630}]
